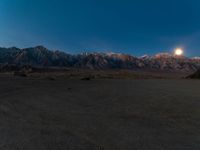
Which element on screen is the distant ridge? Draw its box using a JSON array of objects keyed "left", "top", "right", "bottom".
[{"left": 0, "top": 46, "right": 200, "bottom": 72}]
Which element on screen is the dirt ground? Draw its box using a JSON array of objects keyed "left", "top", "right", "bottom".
[{"left": 0, "top": 74, "right": 200, "bottom": 150}]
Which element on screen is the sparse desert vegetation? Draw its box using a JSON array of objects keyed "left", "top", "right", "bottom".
[{"left": 10, "top": 69, "right": 191, "bottom": 80}]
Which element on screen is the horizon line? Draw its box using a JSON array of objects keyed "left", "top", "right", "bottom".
[{"left": 0, "top": 45, "right": 199, "bottom": 58}]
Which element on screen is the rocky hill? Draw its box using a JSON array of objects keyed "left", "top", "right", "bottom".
[
  {"left": 186, "top": 69, "right": 200, "bottom": 79},
  {"left": 0, "top": 46, "right": 200, "bottom": 72}
]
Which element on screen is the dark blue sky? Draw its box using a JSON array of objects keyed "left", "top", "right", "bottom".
[{"left": 0, "top": 0, "right": 200, "bottom": 56}]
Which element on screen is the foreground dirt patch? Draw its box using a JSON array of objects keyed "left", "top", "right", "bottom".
[{"left": 0, "top": 76, "right": 199, "bottom": 149}]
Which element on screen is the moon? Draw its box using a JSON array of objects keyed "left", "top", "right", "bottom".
[{"left": 175, "top": 48, "right": 183, "bottom": 56}]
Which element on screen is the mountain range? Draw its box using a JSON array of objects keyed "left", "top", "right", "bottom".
[{"left": 0, "top": 46, "right": 200, "bottom": 72}]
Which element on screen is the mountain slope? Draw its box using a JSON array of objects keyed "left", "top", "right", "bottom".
[{"left": 0, "top": 46, "right": 199, "bottom": 72}]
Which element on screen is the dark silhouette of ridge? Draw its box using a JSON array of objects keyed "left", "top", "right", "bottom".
[{"left": 186, "top": 69, "right": 200, "bottom": 79}]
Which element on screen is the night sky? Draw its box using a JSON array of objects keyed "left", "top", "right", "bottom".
[{"left": 0, "top": 0, "right": 200, "bottom": 56}]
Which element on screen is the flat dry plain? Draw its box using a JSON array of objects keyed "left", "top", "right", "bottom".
[{"left": 0, "top": 73, "right": 200, "bottom": 150}]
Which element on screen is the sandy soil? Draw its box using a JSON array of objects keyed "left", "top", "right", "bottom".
[{"left": 0, "top": 75, "right": 200, "bottom": 150}]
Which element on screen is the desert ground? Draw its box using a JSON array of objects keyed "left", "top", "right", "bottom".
[{"left": 0, "top": 72, "right": 200, "bottom": 150}]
